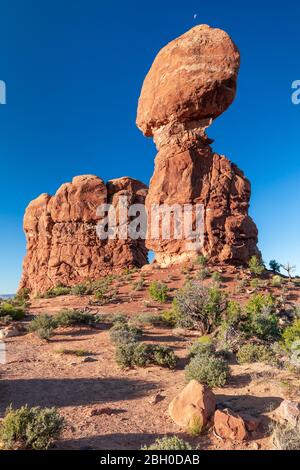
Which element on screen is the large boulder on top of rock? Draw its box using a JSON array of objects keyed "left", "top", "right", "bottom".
[
  {"left": 19, "top": 175, "right": 148, "bottom": 295},
  {"left": 137, "top": 25, "right": 240, "bottom": 137},
  {"left": 168, "top": 380, "right": 216, "bottom": 430},
  {"left": 136, "top": 25, "right": 259, "bottom": 267}
]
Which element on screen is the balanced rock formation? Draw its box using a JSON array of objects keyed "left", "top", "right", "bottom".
[
  {"left": 20, "top": 175, "right": 148, "bottom": 295},
  {"left": 137, "top": 25, "right": 259, "bottom": 266}
]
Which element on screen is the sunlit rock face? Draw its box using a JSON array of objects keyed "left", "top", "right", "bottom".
[{"left": 20, "top": 175, "right": 148, "bottom": 295}]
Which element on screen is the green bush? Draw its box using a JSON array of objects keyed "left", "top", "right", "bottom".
[
  {"left": 161, "top": 309, "right": 180, "bottom": 327},
  {"left": 42, "top": 286, "right": 71, "bottom": 298},
  {"left": 133, "top": 313, "right": 165, "bottom": 327},
  {"left": 0, "top": 405, "right": 64, "bottom": 450},
  {"left": 148, "top": 281, "right": 168, "bottom": 303},
  {"left": 188, "top": 336, "right": 214, "bottom": 358},
  {"left": 246, "top": 293, "right": 275, "bottom": 316},
  {"left": 0, "top": 302, "right": 25, "bottom": 321},
  {"left": 173, "top": 282, "right": 227, "bottom": 334},
  {"left": 195, "top": 255, "right": 207, "bottom": 267},
  {"left": 185, "top": 351, "right": 229, "bottom": 387},
  {"left": 271, "top": 275, "right": 283, "bottom": 288},
  {"left": 151, "top": 345, "right": 177, "bottom": 369},
  {"left": 243, "top": 294, "right": 279, "bottom": 339},
  {"left": 226, "top": 300, "right": 242, "bottom": 326},
  {"left": 55, "top": 309, "right": 95, "bottom": 327},
  {"left": 248, "top": 256, "right": 265, "bottom": 276},
  {"left": 14, "top": 288, "right": 31, "bottom": 305},
  {"left": 27, "top": 314, "right": 57, "bottom": 340},
  {"left": 110, "top": 322, "right": 142, "bottom": 344},
  {"left": 142, "top": 436, "right": 192, "bottom": 450},
  {"left": 211, "top": 272, "right": 223, "bottom": 283},
  {"left": 115, "top": 342, "right": 138, "bottom": 368},
  {"left": 70, "top": 283, "right": 93, "bottom": 296},
  {"left": 282, "top": 319, "right": 300, "bottom": 351},
  {"left": 115, "top": 342, "right": 177, "bottom": 369},
  {"left": 197, "top": 268, "right": 210, "bottom": 281},
  {"left": 237, "top": 343, "right": 276, "bottom": 365}
]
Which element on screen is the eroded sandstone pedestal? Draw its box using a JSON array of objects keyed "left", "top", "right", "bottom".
[
  {"left": 137, "top": 25, "right": 259, "bottom": 266},
  {"left": 20, "top": 175, "right": 148, "bottom": 295}
]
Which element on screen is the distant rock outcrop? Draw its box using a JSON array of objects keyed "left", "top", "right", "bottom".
[
  {"left": 20, "top": 175, "right": 148, "bottom": 295},
  {"left": 137, "top": 25, "right": 259, "bottom": 266}
]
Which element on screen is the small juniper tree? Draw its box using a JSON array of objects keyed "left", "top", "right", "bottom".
[
  {"left": 269, "top": 260, "right": 281, "bottom": 274},
  {"left": 248, "top": 256, "right": 265, "bottom": 277}
]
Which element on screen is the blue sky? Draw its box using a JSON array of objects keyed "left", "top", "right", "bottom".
[{"left": 0, "top": 0, "right": 299, "bottom": 293}]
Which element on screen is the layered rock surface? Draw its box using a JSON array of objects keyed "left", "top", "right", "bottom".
[
  {"left": 137, "top": 25, "right": 259, "bottom": 266},
  {"left": 20, "top": 175, "right": 148, "bottom": 295}
]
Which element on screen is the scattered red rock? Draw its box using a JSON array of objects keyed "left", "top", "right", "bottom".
[
  {"left": 19, "top": 175, "right": 148, "bottom": 295},
  {"left": 168, "top": 380, "right": 216, "bottom": 430},
  {"left": 276, "top": 400, "right": 300, "bottom": 427},
  {"left": 214, "top": 409, "right": 249, "bottom": 442},
  {"left": 137, "top": 25, "right": 259, "bottom": 266}
]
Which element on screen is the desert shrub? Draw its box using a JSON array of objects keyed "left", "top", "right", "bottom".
[
  {"left": 70, "top": 283, "right": 93, "bottom": 296},
  {"left": 242, "top": 294, "right": 279, "bottom": 340},
  {"left": 142, "top": 436, "right": 192, "bottom": 451},
  {"left": 225, "top": 300, "right": 242, "bottom": 326},
  {"left": 188, "top": 336, "right": 214, "bottom": 358},
  {"left": 14, "top": 288, "right": 31, "bottom": 305},
  {"left": 173, "top": 282, "right": 227, "bottom": 334},
  {"left": 42, "top": 286, "right": 71, "bottom": 298},
  {"left": 196, "top": 255, "right": 207, "bottom": 267},
  {"left": 244, "top": 307, "right": 279, "bottom": 340},
  {"left": 133, "top": 277, "right": 146, "bottom": 291},
  {"left": 282, "top": 319, "right": 300, "bottom": 351},
  {"left": 55, "top": 309, "right": 95, "bottom": 327},
  {"left": 148, "top": 281, "right": 168, "bottom": 303},
  {"left": 237, "top": 343, "right": 276, "bottom": 365},
  {"left": 243, "top": 295, "right": 279, "bottom": 339},
  {"left": 235, "top": 277, "right": 248, "bottom": 294},
  {"left": 93, "top": 287, "right": 118, "bottom": 305},
  {"left": 110, "top": 322, "right": 142, "bottom": 344},
  {"left": 54, "top": 348, "right": 89, "bottom": 357},
  {"left": 0, "top": 405, "right": 64, "bottom": 450},
  {"left": 272, "top": 422, "right": 300, "bottom": 450},
  {"left": 115, "top": 342, "right": 137, "bottom": 368},
  {"left": 151, "top": 345, "right": 177, "bottom": 368},
  {"left": 133, "top": 313, "right": 165, "bottom": 327},
  {"left": 216, "top": 322, "right": 244, "bottom": 354},
  {"left": 185, "top": 351, "right": 229, "bottom": 388},
  {"left": 161, "top": 309, "right": 180, "bottom": 327},
  {"left": 248, "top": 256, "right": 265, "bottom": 276},
  {"left": 0, "top": 303, "right": 25, "bottom": 321},
  {"left": 27, "top": 314, "right": 57, "bottom": 340},
  {"left": 211, "top": 272, "right": 223, "bottom": 283},
  {"left": 197, "top": 268, "right": 210, "bottom": 281},
  {"left": 271, "top": 275, "right": 283, "bottom": 288},
  {"left": 115, "top": 342, "right": 177, "bottom": 369},
  {"left": 246, "top": 293, "right": 275, "bottom": 316},
  {"left": 250, "top": 278, "right": 261, "bottom": 290},
  {"left": 93, "top": 312, "right": 128, "bottom": 327}
]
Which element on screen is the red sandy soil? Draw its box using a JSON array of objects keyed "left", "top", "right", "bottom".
[{"left": 1, "top": 265, "right": 300, "bottom": 450}]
